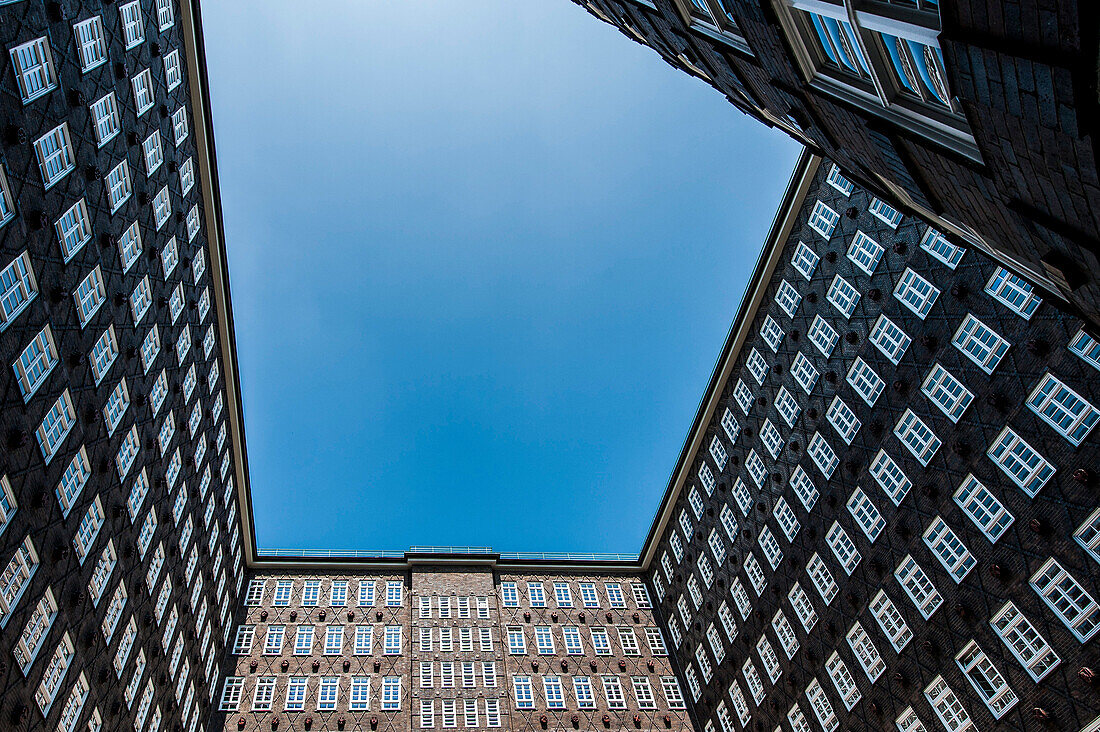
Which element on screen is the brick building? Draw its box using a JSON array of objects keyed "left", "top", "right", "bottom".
[
  {"left": 3, "top": 1, "right": 1100, "bottom": 732},
  {"left": 0, "top": 0, "right": 248, "bottom": 729},
  {"left": 568, "top": 0, "right": 1100, "bottom": 328},
  {"left": 213, "top": 555, "right": 693, "bottom": 732},
  {"left": 639, "top": 152, "right": 1100, "bottom": 732}
]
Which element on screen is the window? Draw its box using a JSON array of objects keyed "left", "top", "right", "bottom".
[
  {"left": 506, "top": 626, "right": 525, "bottom": 654},
  {"left": 870, "top": 590, "right": 911, "bottom": 652},
  {"left": 870, "top": 314, "right": 911, "bottom": 364},
  {"left": 846, "top": 489, "right": 884, "bottom": 542},
  {"left": 746, "top": 348, "right": 768, "bottom": 384},
  {"left": 384, "top": 625, "right": 401, "bottom": 654},
  {"left": 172, "top": 106, "right": 189, "bottom": 146},
  {"left": 318, "top": 677, "right": 340, "bottom": 710},
  {"left": 56, "top": 199, "right": 92, "bottom": 261},
  {"left": 773, "top": 498, "right": 800, "bottom": 542},
  {"left": 709, "top": 436, "right": 728, "bottom": 470},
  {"left": 731, "top": 478, "right": 751, "bottom": 516},
  {"left": 986, "top": 267, "right": 1041, "bottom": 318},
  {"left": 1076, "top": 508, "right": 1100, "bottom": 566},
  {"left": 990, "top": 601, "right": 1060, "bottom": 682},
  {"left": 825, "top": 522, "right": 860, "bottom": 575},
  {"left": 923, "top": 517, "right": 975, "bottom": 582},
  {"left": 37, "top": 390, "right": 76, "bottom": 463},
  {"left": 285, "top": 677, "right": 307, "bottom": 710},
  {"left": 846, "top": 358, "right": 883, "bottom": 407},
  {"left": 790, "top": 465, "right": 818, "bottom": 511},
  {"left": 808, "top": 201, "right": 839, "bottom": 238},
  {"left": 791, "top": 241, "right": 819, "bottom": 280},
  {"left": 826, "top": 274, "right": 860, "bottom": 318},
  {"left": 15, "top": 587, "right": 56, "bottom": 672},
  {"left": 952, "top": 314, "right": 1009, "bottom": 373},
  {"left": 807, "top": 432, "right": 838, "bottom": 479},
  {"left": 807, "top": 315, "right": 838, "bottom": 358},
  {"left": 386, "top": 581, "right": 403, "bottom": 606},
  {"left": 846, "top": 231, "right": 883, "bottom": 275},
  {"left": 921, "top": 227, "right": 964, "bottom": 268},
  {"left": 776, "top": 279, "right": 801, "bottom": 317},
  {"left": 826, "top": 164, "right": 852, "bottom": 195},
  {"left": 513, "top": 676, "right": 534, "bottom": 709},
  {"left": 894, "top": 268, "right": 939, "bottom": 319},
  {"left": 103, "top": 379, "right": 129, "bottom": 435},
  {"left": 987, "top": 427, "right": 1054, "bottom": 497},
  {"left": 13, "top": 326, "right": 57, "bottom": 401},
  {"left": 36, "top": 633, "right": 75, "bottom": 714},
  {"left": 381, "top": 677, "right": 401, "bottom": 710},
  {"left": 869, "top": 450, "right": 911, "bottom": 505},
  {"left": 923, "top": 676, "right": 975, "bottom": 732},
  {"left": 105, "top": 160, "right": 132, "bottom": 213},
  {"left": 869, "top": 197, "right": 902, "bottom": 228},
  {"left": 954, "top": 475, "right": 1013, "bottom": 543},
  {"left": 746, "top": 449, "right": 767, "bottom": 487},
  {"left": 825, "top": 652, "right": 860, "bottom": 710},
  {"left": 324, "top": 625, "right": 344, "bottom": 654},
  {"left": 791, "top": 352, "right": 819, "bottom": 394},
  {"left": 131, "top": 276, "right": 152, "bottom": 324},
  {"left": 1069, "top": 328, "right": 1100, "bottom": 372},
  {"left": 733, "top": 379, "right": 753, "bottom": 414},
  {"left": 775, "top": 387, "right": 800, "bottom": 427},
  {"left": 761, "top": 315, "right": 784, "bottom": 352},
  {"left": 232, "top": 626, "right": 254, "bottom": 655},
  {"left": 895, "top": 555, "right": 942, "bottom": 619},
  {"left": 805, "top": 678, "right": 837, "bottom": 732},
  {"left": 553, "top": 582, "right": 573, "bottom": 607},
  {"left": 179, "top": 157, "right": 195, "bottom": 194},
  {"left": 806, "top": 553, "right": 837, "bottom": 604},
  {"left": 293, "top": 626, "right": 313, "bottom": 655},
  {"left": 34, "top": 124, "right": 75, "bottom": 188},
  {"left": 757, "top": 636, "right": 781, "bottom": 682},
  {"left": 164, "top": 49, "right": 182, "bottom": 91},
  {"left": 534, "top": 625, "right": 554, "bottom": 654},
  {"left": 602, "top": 675, "right": 626, "bottom": 709},
  {"left": 592, "top": 626, "right": 612, "bottom": 654},
  {"left": 759, "top": 527, "right": 783, "bottom": 570},
  {"left": 10, "top": 37, "right": 56, "bottom": 103},
  {"left": 894, "top": 409, "right": 940, "bottom": 466},
  {"left": 921, "top": 363, "right": 972, "bottom": 422},
  {"left": 132, "top": 68, "right": 154, "bottom": 115},
  {"left": 955, "top": 641, "right": 1018, "bottom": 718},
  {"left": 74, "top": 17, "right": 108, "bottom": 72},
  {"left": 219, "top": 677, "right": 243, "bottom": 712},
  {"left": 788, "top": 582, "right": 817, "bottom": 632},
  {"left": 1027, "top": 372, "right": 1099, "bottom": 445},
  {"left": 826, "top": 396, "right": 860, "bottom": 445},
  {"left": 152, "top": 186, "right": 171, "bottom": 229},
  {"left": 1030, "top": 558, "right": 1100, "bottom": 642},
  {"left": 720, "top": 407, "right": 740, "bottom": 442},
  {"left": 120, "top": 1, "right": 144, "bottom": 47}
]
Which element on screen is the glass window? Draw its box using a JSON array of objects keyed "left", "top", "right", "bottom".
[
  {"left": 955, "top": 641, "right": 1017, "bottom": 718},
  {"left": 826, "top": 274, "right": 860, "bottom": 318},
  {"left": 1026, "top": 372, "right": 1099, "bottom": 446},
  {"left": 952, "top": 314, "right": 1009, "bottom": 373},
  {"left": 920, "top": 227, "right": 965, "bottom": 269},
  {"left": 953, "top": 474, "right": 1013, "bottom": 543},
  {"left": 921, "top": 363, "right": 972, "bottom": 422},
  {"left": 985, "top": 267, "right": 1041, "bottom": 319},
  {"left": 894, "top": 268, "right": 939, "bottom": 319},
  {"left": 923, "top": 517, "right": 975, "bottom": 583},
  {"left": 791, "top": 241, "right": 819, "bottom": 280},
  {"left": 808, "top": 201, "right": 839, "bottom": 238},
  {"left": 987, "top": 427, "right": 1054, "bottom": 497},
  {"left": 895, "top": 555, "right": 942, "bottom": 619},
  {"left": 989, "top": 601, "right": 1059, "bottom": 682},
  {"left": 9, "top": 37, "right": 57, "bottom": 103},
  {"left": 807, "top": 315, "right": 838, "bottom": 358},
  {"left": 894, "top": 409, "right": 940, "bottom": 466},
  {"left": 1030, "top": 558, "right": 1100, "bottom": 642},
  {"left": 869, "top": 197, "right": 902, "bottom": 228},
  {"left": 846, "top": 231, "right": 883, "bottom": 275},
  {"left": 870, "top": 314, "right": 911, "bottom": 364}
]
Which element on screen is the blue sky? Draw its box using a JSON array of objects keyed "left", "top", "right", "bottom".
[{"left": 201, "top": 0, "right": 799, "bottom": 554}]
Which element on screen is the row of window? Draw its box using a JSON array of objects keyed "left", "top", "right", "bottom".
[{"left": 500, "top": 580, "right": 648, "bottom": 609}]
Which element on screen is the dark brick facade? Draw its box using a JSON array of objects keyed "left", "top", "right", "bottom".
[
  {"left": 569, "top": 0, "right": 1100, "bottom": 329},
  {"left": 0, "top": 0, "right": 248, "bottom": 730},
  {"left": 641, "top": 153, "right": 1100, "bottom": 732}
]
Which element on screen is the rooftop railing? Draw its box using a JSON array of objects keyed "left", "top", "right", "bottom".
[{"left": 255, "top": 547, "right": 639, "bottom": 562}]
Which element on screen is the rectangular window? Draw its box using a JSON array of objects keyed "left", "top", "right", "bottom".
[
  {"left": 34, "top": 124, "right": 75, "bottom": 188},
  {"left": 164, "top": 49, "right": 182, "bottom": 90},
  {"left": 808, "top": 315, "right": 838, "bottom": 358},
  {"left": 826, "top": 164, "right": 852, "bottom": 195},
  {"left": 870, "top": 590, "right": 911, "bottom": 651},
  {"left": 553, "top": 582, "right": 573, "bottom": 607},
  {"left": 709, "top": 436, "right": 728, "bottom": 470},
  {"left": 989, "top": 601, "right": 1059, "bottom": 682},
  {"left": 152, "top": 186, "right": 171, "bottom": 230},
  {"left": 746, "top": 347, "right": 769, "bottom": 384},
  {"left": 825, "top": 652, "right": 861, "bottom": 710},
  {"left": 923, "top": 517, "right": 975, "bottom": 583},
  {"left": 37, "top": 390, "right": 76, "bottom": 464},
  {"left": 826, "top": 274, "right": 860, "bottom": 318},
  {"left": 955, "top": 641, "right": 1017, "bottom": 718},
  {"left": 734, "top": 379, "right": 753, "bottom": 414},
  {"left": 921, "top": 363, "right": 972, "bottom": 422},
  {"left": 805, "top": 678, "right": 837, "bottom": 732},
  {"left": 317, "top": 677, "right": 339, "bottom": 710},
  {"left": 791, "top": 241, "right": 819, "bottom": 280},
  {"left": 846, "top": 489, "right": 884, "bottom": 542},
  {"left": 846, "top": 231, "right": 883, "bottom": 275},
  {"left": 74, "top": 266, "right": 106, "bottom": 328},
  {"left": 954, "top": 474, "right": 1013, "bottom": 543},
  {"left": 790, "top": 465, "right": 818, "bottom": 511},
  {"left": 55, "top": 199, "right": 92, "bottom": 261},
  {"left": 826, "top": 396, "right": 860, "bottom": 445},
  {"left": 513, "top": 676, "right": 534, "bottom": 709},
  {"left": 775, "top": 387, "right": 800, "bottom": 427},
  {"left": 788, "top": 582, "right": 817, "bottom": 632},
  {"left": 924, "top": 676, "right": 975, "bottom": 732},
  {"left": 807, "top": 432, "right": 838, "bottom": 479},
  {"left": 808, "top": 201, "right": 839, "bottom": 238},
  {"left": 386, "top": 581, "right": 403, "bottom": 606},
  {"left": 720, "top": 407, "right": 740, "bottom": 443},
  {"left": 285, "top": 677, "right": 307, "bottom": 710},
  {"left": 14, "top": 326, "right": 58, "bottom": 401},
  {"left": 894, "top": 409, "right": 940, "bottom": 466},
  {"left": 986, "top": 267, "right": 1040, "bottom": 319},
  {"left": 895, "top": 555, "right": 942, "bottom": 619},
  {"left": 791, "top": 351, "right": 819, "bottom": 394},
  {"left": 132, "top": 68, "right": 154, "bottom": 115},
  {"left": 952, "top": 314, "right": 1009, "bottom": 373},
  {"left": 381, "top": 677, "right": 400, "bottom": 709},
  {"left": 868, "top": 197, "right": 902, "bottom": 228},
  {"left": 1069, "top": 329, "right": 1100, "bottom": 372},
  {"left": 383, "top": 625, "right": 401, "bottom": 654},
  {"left": 10, "top": 36, "right": 57, "bottom": 103},
  {"left": 120, "top": 1, "right": 145, "bottom": 47},
  {"left": 776, "top": 279, "right": 801, "bottom": 318},
  {"left": 74, "top": 17, "right": 108, "bottom": 72},
  {"left": 870, "top": 314, "right": 911, "bottom": 364},
  {"left": 825, "top": 522, "right": 860, "bottom": 575},
  {"left": 105, "top": 160, "right": 132, "bottom": 212},
  {"left": 987, "top": 427, "right": 1054, "bottom": 497},
  {"left": 758, "top": 315, "right": 784, "bottom": 354},
  {"left": 806, "top": 553, "right": 838, "bottom": 604},
  {"left": 1030, "top": 558, "right": 1100, "bottom": 642},
  {"left": 869, "top": 450, "right": 911, "bottom": 505},
  {"left": 1027, "top": 372, "right": 1099, "bottom": 445},
  {"left": 894, "top": 268, "right": 939, "bottom": 319},
  {"left": 773, "top": 497, "right": 800, "bottom": 541},
  {"left": 920, "top": 228, "right": 965, "bottom": 269}
]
